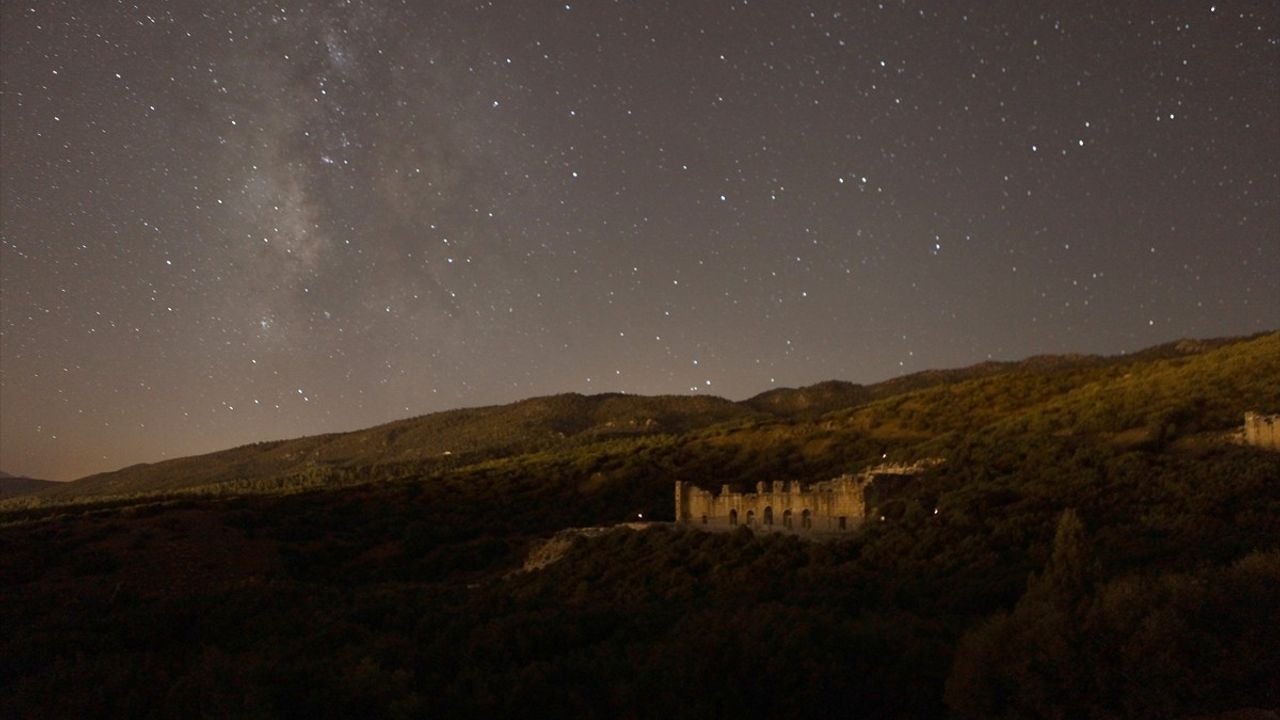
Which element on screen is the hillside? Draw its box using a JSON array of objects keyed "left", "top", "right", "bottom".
[
  {"left": 15, "top": 333, "right": 1266, "bottom": 507},
  {"left": 743, "top": 379, "right": 875, "bottom": 416},
  {"left": 1, "top": 332, "right": 1277, "bottom": 719},
  {"left": 0, "top": 472, "right": 58, "bottom": 499},
  {"left": 24, "top": 393, "right": 761, "bottom": 502}
]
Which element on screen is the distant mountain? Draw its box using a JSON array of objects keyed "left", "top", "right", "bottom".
[
  {"left": 743, "top": 380, "right": 873, "bottom": 417},
  {"left": 28, "top": 393, "right": 763, "bottom": 501},
  {"left": 747, "top": 362, "right": 1024, "bottom": 418},
  {"left": 13, "top": 331, "right": 1276, "bottom": 505},
  {"left": 740, "top": 335, "right": 1251, "bottom": 419},
  {"left": 0, "top": 472, "right": 59, "bottom": 499}
]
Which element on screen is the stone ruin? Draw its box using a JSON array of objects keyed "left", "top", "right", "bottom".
[
  {"left": 1243, "top": 412, "right": 1279, "bottom": 451},
  {"left": 674, "top": 459, "right": 943, "bottom": 535}
]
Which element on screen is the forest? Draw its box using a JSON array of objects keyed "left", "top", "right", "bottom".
[{"left": 2, "top": 332, "right": 1278, "bottom": 719}]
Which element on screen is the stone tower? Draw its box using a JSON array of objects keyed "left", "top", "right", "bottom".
[{"left": 1244, "top": 412, "right": 1280, "bottom": 450}]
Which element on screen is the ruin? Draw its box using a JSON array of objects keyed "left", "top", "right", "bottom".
[
  {"left": 674, "top": 459, "right": 942, "bottom": 535},
  {"left": 1243, "top": 412, "right": 1280, "bottom": 451}
]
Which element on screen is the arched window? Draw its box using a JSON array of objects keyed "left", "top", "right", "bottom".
[
  {"left": 701, "top": 514, "right": 708, "bottom": 525},
  {"left": 763, "top": 506, "right": 774, "bottom": 525},
  {"left": 746, "top": 510, "right": 755, "bottom": 525},
  {"left": 783, "top": 509, "right": 792, "bottom": 529},
  {"left": 801, "top": 509, "right": 812, "bottom": 529},
  {"left": 729, "top": 509, "right": 738, "bottom": 526},
  {"left": 838, "top": 516, "right": 848, "bottom": 530}
]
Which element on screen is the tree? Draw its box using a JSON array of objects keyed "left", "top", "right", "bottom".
[{"left": 946, "top": 509, "right": 1096, "bottom": 720}]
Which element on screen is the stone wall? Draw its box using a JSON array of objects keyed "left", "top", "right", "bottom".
[
  {"left": 676, "top": 477, "right": 866, "bottom": 534},
  {"left": 1244, "top": 412, "right": 1280, "bottom": 451},
  {"left": 675, "top": 460, "right": 941, "bottom": 535}
]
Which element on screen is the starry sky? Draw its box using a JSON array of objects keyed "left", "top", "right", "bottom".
[{"left": 2, "top": 1, "right": 1277, "bottom": 481}]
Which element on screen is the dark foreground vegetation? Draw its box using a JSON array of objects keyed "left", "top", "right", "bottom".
[{"left": 2, "top": 333, "right": 1278, "bottom": 719}]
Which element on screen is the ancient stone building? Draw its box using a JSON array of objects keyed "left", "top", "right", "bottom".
[
  {"left": 1243, "top": 412, "right": 1280, "bottom": 450},
  {"left": 674, "top": 460, "right": 941, "bottom": 535}
]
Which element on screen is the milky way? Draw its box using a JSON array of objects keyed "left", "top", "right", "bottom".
[{"left": 2, "top": 1, "right": 1277, "bottom": 480}]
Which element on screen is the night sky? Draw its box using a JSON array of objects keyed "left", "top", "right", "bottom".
[{"left": 2, "top": 2, "right": 1277, "bottom": 481}]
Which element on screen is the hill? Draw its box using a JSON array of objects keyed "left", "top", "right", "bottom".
[
  {"left": 743, "top": 379, "right": 875, "bottom": 416},
  {"left": 24, "top": 392, "right": 761, "bottom": 502},
  {"left": 0, "top": 472, "right": 58, "bottom": 499},
  {"left": 1, "top": 331, "right": 1277, "bottom": 719},
  {"left": 16, "top": 333, "right": 1263, "bottom": 506}
]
